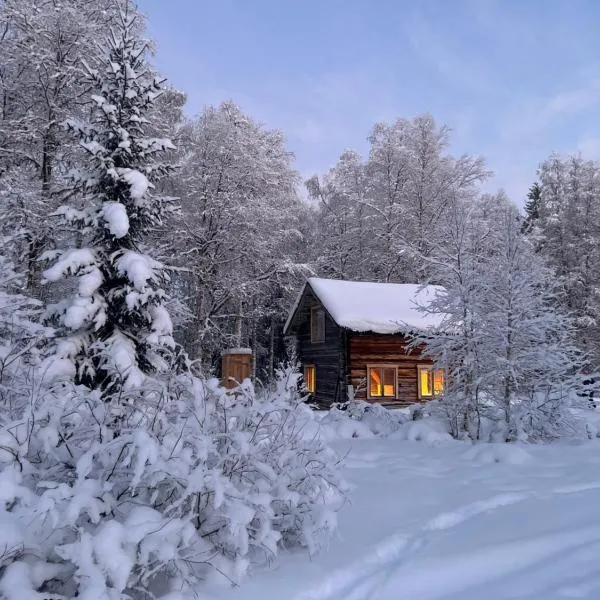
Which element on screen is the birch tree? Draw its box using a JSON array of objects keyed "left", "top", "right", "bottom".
[
  {"left": 306, "top": 150, "right": 372, "bottom": 280},
  {"left": 168, "top": 102, "right": 308, "bottom": 373},
  {"left": 415, "top": 194, "right": 584, "bottom": 441},
  {"left": 310, "top": 114, "right": 489, "bottom": 284},
  {"left": 481, "top": 198, "right": 583, "bottom": 440},
  {"left": 530, "top": 154, "right": 600, "bottom": 369}
]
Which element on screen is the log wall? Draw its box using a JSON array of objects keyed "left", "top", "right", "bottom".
[{"left": 348, "top": 333, "right": 432, "bottom": 405}]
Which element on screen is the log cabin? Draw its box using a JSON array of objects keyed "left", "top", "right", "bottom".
[{"left": 283, "top": 277, "right": 445, "bottom": 407}]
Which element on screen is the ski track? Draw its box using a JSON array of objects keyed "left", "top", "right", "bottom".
[
  {"left": 292, "top": 485, "right": 600, "bottom": 600},
  {"left": 553, "top": 481, "right": 600, "bottom": 494},
  {"left": 290, "top": 533, "right": 411, "bottom": 600},
  {"left": 292, "top": 492, "right": 530, "bottom": 600},
  {"left": 382, "top": 527, "right": 600, "bottom": 600},
  {"left": 424, "top": 492, "right": 528, "bottom": 531}
]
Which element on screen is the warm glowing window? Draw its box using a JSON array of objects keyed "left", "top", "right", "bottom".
[
  {"left": 310, "top": 307, "right": 325, "bottom": 343},
  {"left": 304, "top": 365, "right": 316, "bottom": 394},
  {"left": 418, "top": 366, "right": 444, "bottom": 399},
  {"left": 433, "top": 369, "right": 444, "bottom": 395},
  {"left": 368, "top": 365, "right": 397, "bottom": 399}
]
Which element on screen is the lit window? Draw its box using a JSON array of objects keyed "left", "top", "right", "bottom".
[
  {"left": 419, "top": 367, "right": 432, "bottom": 397},
  {"left": 310, "top": 307, "right": 325, "bottom": 343},
  {"left": 304, "top": 365, "right": 316, "bottom": 394},
  {"left": 368, "top": 366, "right": 397, "bottom": 399},
  {"left": 418, "top": 366, "right": 444, "bottom": 399},
  {"left": 433, "top": 369, "right": 445, "bottom": 395}
]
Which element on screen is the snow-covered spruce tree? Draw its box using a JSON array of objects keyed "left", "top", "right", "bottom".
[{"left": 43, "top": 5, "right": 177, "bottom": 393}]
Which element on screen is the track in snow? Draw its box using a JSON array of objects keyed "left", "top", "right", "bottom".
[
  {"left": 292, "top": 493, "right": 532, "bottom": 600},
  {"left": 292, "top": 489, "right": 600, "bottom": 600}
]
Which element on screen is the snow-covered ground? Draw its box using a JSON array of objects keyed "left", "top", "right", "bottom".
[{"left": 212, "top": 432, "right": 600, "bottom": 600}]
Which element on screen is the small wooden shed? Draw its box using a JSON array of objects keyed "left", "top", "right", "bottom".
[
  {"left": 221, "top": 348, "right": 253, "bottom": 388},
  {"left": 283, "top": 278, "right": 445, "bottom": 407}
]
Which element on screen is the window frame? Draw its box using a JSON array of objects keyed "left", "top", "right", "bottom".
[
  {"left": 303, "top": 364, "right": 316, "bottom": 395},
  {"left": 310, "top": 306, "right": 325, "bottom": 343},
  {"left": 418, "top": 364, "right": 445, "bottom": 399},
  {"left": 367, "top": 364, "right": 398, "bottom": 400}
]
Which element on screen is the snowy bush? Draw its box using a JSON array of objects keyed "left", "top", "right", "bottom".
[
  {"left": 320, "top": 407, "right": 375, "bottom": 440},
  {"left": 572, "top": 404, "right": 600, "bottom": 439},
  {"left": 392, "top": 419, "right": 452, "bottom": 444},
  {"left": 0, "top": 253, "right": 54, "bottom": 463},
  {"left": 0, "top": 255, "right": 48, "bottom": 380},
  {"left": 463, "top": 443, "right": 533, "bottom": 465},
  {"left": 0, "top": 366, "right": 345, "bottom": 598},
  {"left": 344, "top": 400, "right": 405, "bottom": 436},
  {"left": 320, "top": 400, "right": 405, "bottom": 440}
]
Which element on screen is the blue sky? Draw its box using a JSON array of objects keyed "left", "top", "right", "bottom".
[{"left": 139, "top": 0, "right": 600, "bottom": 203}]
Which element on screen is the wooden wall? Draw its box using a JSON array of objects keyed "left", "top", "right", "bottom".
[
  {"left": 291, "top": 288, "right": 346, "bottom": 406},
  {"left": 347, "top": 333, "right": 432, "bottom": 405},
  {"left": 221, "top": 352, "right": 252, "bottom": 388}
]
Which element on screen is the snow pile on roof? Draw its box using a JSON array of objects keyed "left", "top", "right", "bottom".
[{"left": 306, "top": 277, "right": 445, "bottom": 334}]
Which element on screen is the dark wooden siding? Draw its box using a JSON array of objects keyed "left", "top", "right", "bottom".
[
  {"left": 347, "top": 333, "right": 432, "bottom": 405},
  {"left": 289, "top": 288, "right": 346, "bottom": 406}
]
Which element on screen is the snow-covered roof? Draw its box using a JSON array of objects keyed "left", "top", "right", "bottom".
[{"left": 284, "top": 277, "right": 444, "bottom": 335}]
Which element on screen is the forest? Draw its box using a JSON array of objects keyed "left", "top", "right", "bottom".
[{"left": 1, "top": 0, "right": 599, "bottom": 598}]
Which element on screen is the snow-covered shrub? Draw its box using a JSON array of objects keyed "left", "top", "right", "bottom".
[
  {"left": 463, "top": 443, "right": 533, "bottom": 465},
  {"left": 319, "top": 406, "right": 375, "bottom": 440},
  {"left": 320, "top": 400, "right": 405, "bottom": 440},
  {"left": 572, "top": 403, "right": 600, "bottom": 439},
  {"left": 392, "top": 418, "right": 452, "bottom": 444},
  {"left": 0, "top": 366, "right": 345, "bottom": 598},
  {"left": 507, "top": 388, "right": 589, "bottom": 443},
  {"left": 344, "top": 400, "right": 405, "bottom": 436}
]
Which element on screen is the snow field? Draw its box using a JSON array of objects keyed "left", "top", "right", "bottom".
[{"left": 210, "top": 429, "right": 600, "bottom": 600}]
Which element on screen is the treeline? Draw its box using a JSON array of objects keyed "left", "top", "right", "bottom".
[{"left": 1, "top": 0, "right": 599, "bottom": 379}]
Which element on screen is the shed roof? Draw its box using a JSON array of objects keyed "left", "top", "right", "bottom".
[{"left": 284, "top": 277, "right": 445, "bottom": 335}]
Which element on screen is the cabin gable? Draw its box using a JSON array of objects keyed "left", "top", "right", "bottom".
[{"left": 286, "top": 286, "right": 346, "bottom": 405}]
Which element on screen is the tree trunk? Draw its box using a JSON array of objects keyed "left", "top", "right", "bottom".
[{"left": 268, "top": 316, "right": 275, "bottom": 381}]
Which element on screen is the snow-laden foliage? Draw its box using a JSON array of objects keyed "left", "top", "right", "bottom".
[
  {"left": 462, "top": 443, "right": 533, "bottom": 466},
  {"left": 0, "top": 0, "right": 145, "bottom": 300},
  {"left": 392, "top": 419, "right": 453, "bottom": 445},
  {"left": 43, "top": 7, "right": 178, "bottom": 391},
  {"left": 527, "top": 155, "right": 600, "bottom": 371},
  {"left": 306, "top": 115, "right": 490, "bottom": 284},
  {"left": 0, "top": 252, "right": 51, "bottom": 414},
  {"left": 0, "top": 367, "right": 345, "bottom": 598},
  {"left": 411, "top": 196, "right": 588, "bottom": 442},
  {"left": 320, "top": 400, "right": 406, "bottom": 439},
  {"left": 167, "top": 102, "right": 308, "bottom": 371}
]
